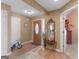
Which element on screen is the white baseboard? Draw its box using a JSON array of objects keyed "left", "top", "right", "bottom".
[
  {"left": 22, "top": 40, "right": 33, "bottom": 45},
  {"left": 56, "top": 49, "right": 63, "bottom": 52},
  {"left": 1, "top": 52, "right": 12, "bottom": 56},
  {"left": 6, "top": 52, "right": 12, "bottom": 56}
]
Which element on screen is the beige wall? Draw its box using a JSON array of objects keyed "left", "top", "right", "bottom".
[
  {"left": 66, "top": 7, "right": 78, "bottom": 44},
  {"left": 20, "top": 16, "right": 32, "bottom": 43},
  {"left": 45, "top": 0, "right": 78, "bottom": 49}
]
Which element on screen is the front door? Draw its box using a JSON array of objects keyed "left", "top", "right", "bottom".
[{"left": 33, "top": 20, "right": 41, "bottom": 45}]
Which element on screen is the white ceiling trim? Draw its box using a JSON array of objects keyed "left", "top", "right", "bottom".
[
  {"left": 1, "top": 0, "right": 43, "bottom": 17},
  {"left": 35, "top": 0, "right": 71, "bottom": 11}
]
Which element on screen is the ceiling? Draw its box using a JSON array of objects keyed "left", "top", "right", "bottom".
[
  {"left": 1, "top": 0, "right": 71, "bottom": 17},
  {"left": 35, "top": 0, "right": 70, "bottom": 11},
  {"left": 1, "top": 0, "right": 44, "bottom": 17}
]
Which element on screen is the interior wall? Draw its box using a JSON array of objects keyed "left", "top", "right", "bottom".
[
  {"left": 66, "top": 7, "right": 78, "bottom": 44},
  {"left": 20, "top": 16, "right": 32, "bottom": 43}
]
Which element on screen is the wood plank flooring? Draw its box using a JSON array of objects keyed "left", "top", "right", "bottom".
[{"left": 8, "top": 43, "right": 72, "bottom": 59}]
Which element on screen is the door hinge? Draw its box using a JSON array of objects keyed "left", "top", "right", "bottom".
[
  {"left": 62, "top": 31, "right": 64, "bottom": 33},
  {"left": 63, "top": 45, "right": 64, "bottom": 48}
]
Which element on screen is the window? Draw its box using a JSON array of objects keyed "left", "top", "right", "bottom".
[{"left": 35, "top": 23, "right": 39, "bottom": 34}]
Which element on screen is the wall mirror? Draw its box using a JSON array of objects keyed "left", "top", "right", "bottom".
[
  {"left": 47, "top": 19, "right": 55, "bottom": 41},
  {"left": 46, "top": 19, "right": 56, "bottom": 49}
]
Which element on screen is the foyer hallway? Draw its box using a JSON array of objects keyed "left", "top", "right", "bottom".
[{"left": 1, "top": 0, "right": 78, "bottom": 59}]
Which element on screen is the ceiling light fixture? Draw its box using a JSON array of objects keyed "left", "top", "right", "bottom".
[
  {"left": 54, "top": 0, "right": 58, "bottom": 2},
  {"left": 24, "top": 10, "right": 34, "bottom": 15}
]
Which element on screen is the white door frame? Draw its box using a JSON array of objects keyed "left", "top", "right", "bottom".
[
  {"left": 60, "top": 4, "right": 78, "bottom": 52},
  {"left": 1, "top": 9, "right": 8, "bottom": 56}
]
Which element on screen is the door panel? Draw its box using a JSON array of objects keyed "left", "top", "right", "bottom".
[
  {"left": 11, "top": 16, "right": 21, "bottom": 45},
  {"left": 33, "top": 20, "right": 41, "bottom": 45},
  {"left": 67, "top": 31, "right": 72, "bottom": 44},
  {"left": 1, "top": 10, "right": 7, "bottom": 56},
  {"left": 65, "top": 19, "right": 72, "bottom": 44}
]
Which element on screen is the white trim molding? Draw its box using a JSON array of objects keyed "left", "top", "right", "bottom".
[
  {"left": 61, "top": 4, "right": 78, "bottom": 15},
  {"left": 56, "top": 49, "right": 63, "bottom": 52},
  {"left": 6, "top": 52, "right": 12, "bottom": 56},
  {"left": 22, "top": 40, "right": 33, "bottom": 45}
]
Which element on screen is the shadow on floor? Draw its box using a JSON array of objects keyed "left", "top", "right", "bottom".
[{"left": 1, "top": 56, "right": 9, "bottom": 59}]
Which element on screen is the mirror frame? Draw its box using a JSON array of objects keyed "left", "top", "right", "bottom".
[{"left": 46, "top": 18, "right": 55, "bottom": 41}]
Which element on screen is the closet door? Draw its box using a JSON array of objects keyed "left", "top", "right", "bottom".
[
  {"left": 11, "top": 16, "right": 21, "bottom": 45},
  {"left": 1, "top": 10, "right": 8, "bottom": 56}
]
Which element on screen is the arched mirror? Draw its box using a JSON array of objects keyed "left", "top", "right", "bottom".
[{"left": 46, "top": 19, "right": 57, "bottom": 50}]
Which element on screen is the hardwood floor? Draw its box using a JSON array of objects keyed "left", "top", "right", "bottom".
[
  {"left": 9, "top": 43, "right": 37, "bottom": 59},
  {"left": 65, "top": 44, "right": 78, "bottom": 59},
  {"left": 9, "top": 43, "right": 72, "bottom": 59}
]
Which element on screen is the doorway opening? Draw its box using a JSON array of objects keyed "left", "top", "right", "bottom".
[
  {"left": 60, "top": 5, "right": 78, "bottom": 59},
  {"left": 32, "top": 16, "right": 45, "bottom": 45}
]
